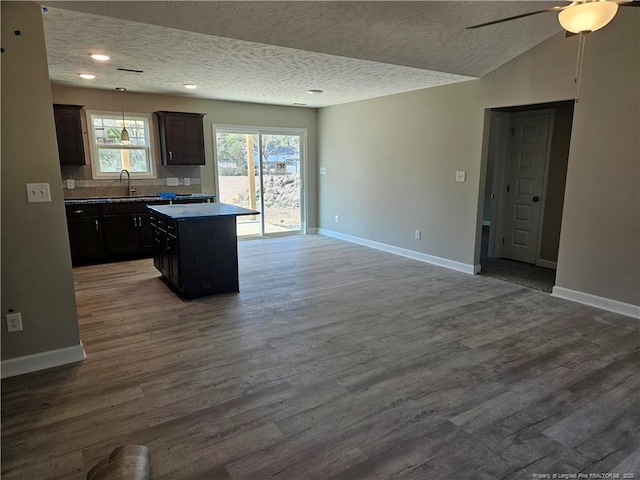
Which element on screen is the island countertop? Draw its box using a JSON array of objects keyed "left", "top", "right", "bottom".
[{"left": 148, "top": 202, "right": 259, "bottom": 220}]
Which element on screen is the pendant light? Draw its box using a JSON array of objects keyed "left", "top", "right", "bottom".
[{"left": 115, "top": 87, "right": 130, "bottom": 143}]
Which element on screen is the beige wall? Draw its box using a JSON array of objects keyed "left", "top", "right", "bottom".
[
  {"left": 540, "top": 101, "right": 573, "bottom": 263},
  {"left": 319, "top": 12, "right": 639, "bottom": 306},
  {"left": 1, "top": 2, "right": 81, "bottom": 360},
  {"left": 319, "top": 81, "right": 483, "bottom": 265},
  {"left": 52, "top": 86, "right": 318, "bottom": 226},
  {"left": 553, "top": 16, "right": 639, "bottom": 304}
]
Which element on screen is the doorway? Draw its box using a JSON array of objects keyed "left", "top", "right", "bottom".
[
  {"left": 214, "top": 125, "right": 306, "bottom": 237},
  {"left": 478, "top": 101, "right": 574, "bottom": 292}
]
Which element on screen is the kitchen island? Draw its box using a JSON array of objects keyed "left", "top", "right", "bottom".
[{"left": 147, "top": 202, "right": 259, "bottom": 298}]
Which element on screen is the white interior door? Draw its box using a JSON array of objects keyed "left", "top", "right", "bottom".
[{"left": 502, "top": 112, "right": 552, "bottom": 264}]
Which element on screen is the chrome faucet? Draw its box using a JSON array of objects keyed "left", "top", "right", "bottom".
[{"left": 119, "top": 169, "right": 135, "bottom": 196}]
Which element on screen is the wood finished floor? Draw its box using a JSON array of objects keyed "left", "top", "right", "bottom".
[{"left": 2, "top": 235, "right": 639, "bottom": 480}]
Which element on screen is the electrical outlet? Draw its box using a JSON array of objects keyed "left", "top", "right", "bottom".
[
  {"left": 335, "top": 215, "right": 339, "bottom": 223},
  {"left": 66, "top": 179, "right": 75, "bottom": 189},
  {"left": 26, "top": 183, "right": 51, "bottom": 202},
  {"left": 184, "top": 177, "right": 191, "bottom": 186},
  {"left": 6, "top": 312, "right": 23, "bottom": 332},
  {"left": 166, "top": 177, "right": 179, "bottom": 187},
  {"left": 415, "top": 229, "right": 421, "bottom": 240},
  {"left": 456, "top": 171, "right": 466, "bottom": 182},
  {"left": 319, "top": 167, "right": 327, "bottom": 175}
]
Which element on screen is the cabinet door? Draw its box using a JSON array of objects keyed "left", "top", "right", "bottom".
[
  {"left": 104, "top": 215, "right": 139, "bottom": 255},
  {"left": 160, "top": 235, "right": 171, "bottom": 279},
  {"left": 138, "top": 213, "right": 154, "bottom": 254},
  {"left": 167, "top": 235, "right": 181, "bottom": 287},
  {"left": 67, "top": 217, "right": 105, "bottom": 264},
  {"left": 54, "top": 104, "right": 85, "bottom": 165},
  {"left": 152, "top": 228, "right": 164, "bottom": 272},
  {"left": 156, "top": 112, "right": 205, "bottom": 165}
]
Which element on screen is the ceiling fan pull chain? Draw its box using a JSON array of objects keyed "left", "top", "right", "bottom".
[{"left": 575, "top": 31, "right": 588, "bottom": 104}]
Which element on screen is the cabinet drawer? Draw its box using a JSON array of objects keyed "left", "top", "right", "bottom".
[
  {"left": 65, "top": 204, "right": 102, "bottom": 217},
  {"left": 155, "top": 217, "right": 167, "bottom": 231}
]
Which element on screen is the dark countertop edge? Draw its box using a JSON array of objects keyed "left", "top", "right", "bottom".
[{"left": 64, "top": 194, "right": 216, "bottom": 205}]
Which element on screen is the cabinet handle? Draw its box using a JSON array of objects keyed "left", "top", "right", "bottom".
[
  {"left": 72, "top": 209, "right": 84, "bottom": 214},
  {"left": 169, "top": 150, "right": 173, "bottom": 161},
  {"left": 95, "top": 219, "right": 99, "bottom": 230},
  {"left": 165, "top": 238, "right": 170, "bottom": 250},
  {"left": 133, "top": 217, "right": 138, "bottom": 227},
  {"left": 139, "top": 216, "right": 143, "bottom": 226}
]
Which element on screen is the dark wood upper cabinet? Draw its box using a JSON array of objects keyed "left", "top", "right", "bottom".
[
  {"left": 53, "top": 104, "right": 85, "bottom": 165},
  {"left": 155, "top": 111, "right": 206, "bottom": 165}
]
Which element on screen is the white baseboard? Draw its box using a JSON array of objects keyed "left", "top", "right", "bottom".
[
  {"left": 536, "top": 259, "right": 557, "bottom": 270},
  {"left": 552, "top": 287, "right": 640, "bottom": 319},
  {"left": 1, "top": 342, "right": 86, "bottom": 378},
  {"left": 317, "top": 228, "right": 477, "bottom": 274}
]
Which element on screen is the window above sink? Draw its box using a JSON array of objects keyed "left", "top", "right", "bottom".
[{"left": 87, "top": 110, "right": 156, "bottom": 180}]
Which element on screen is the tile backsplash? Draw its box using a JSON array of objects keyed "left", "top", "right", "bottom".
[{"left": 61, "top": 164, "right": 202, "bottom": 198}]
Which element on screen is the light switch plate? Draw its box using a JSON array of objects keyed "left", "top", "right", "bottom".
[
  {"left": 456, "top": 171, "right": 466, "bottom": 182},
  {"left": 166, "top": 177, "right": 179, "bottom": 187},
  {"left": 26, "top": 183, "right": 51, "bottom": 202},
  {"left": 184, "top": 178, "right": 191, "bottom": 186}
]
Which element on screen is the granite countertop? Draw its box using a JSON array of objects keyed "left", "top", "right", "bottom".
[
  {"left": 65, "top": 193, "right": 216, "bottom": 205},
  {"left": 148, "top": 202, "right": 259, "bottom": 220}
]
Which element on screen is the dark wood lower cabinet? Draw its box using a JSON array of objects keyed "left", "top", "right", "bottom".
[
  {"left": 103, "top": 214, "right": 141, "bottom": 256},
  {"left": 66, "top": 198, "right": 215, "bottom": 266},
  {"left": 138, "top": 214, "right": 154, "bottom": 252},
  {"left": 67, "top": 217, "right": 105, "bottom": 265},
  {"left": 103, "top": 215, "right": 153, "bottom": 256},
  {"left": 66, "top": 204, "right": 105, "bottom": 265},
  {"left": 151, "top": 216, "right": 181, "bottom": 288}
]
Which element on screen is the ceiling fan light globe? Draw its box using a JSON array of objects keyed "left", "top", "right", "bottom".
[{"left": 558, "top": 1, "right": 619, "bottom": 33}]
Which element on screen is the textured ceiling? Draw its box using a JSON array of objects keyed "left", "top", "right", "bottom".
[{"left": 41, "top": 1, "right": 564, "bottom": 107}]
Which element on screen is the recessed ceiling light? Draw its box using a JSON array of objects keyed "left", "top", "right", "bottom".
[
  {"left": 90, "top": 53, "right": 111, "bottom": 61},
  {"left": 184, "top": 84, "right": 197, "bottom": 90},
  {"left": 79, "top": 73, "right": 95, "bottom": 80},
  {"left": 306, "top": 89, "right": 323, "bottom": 95},
  {"left": 294, "top": 103, "right": 307, "bottom": 106}
]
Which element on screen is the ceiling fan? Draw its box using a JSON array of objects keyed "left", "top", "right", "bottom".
[
  {"left": 468, "top": 0, "right": 639, "bottom": 102},
  {"left": 467, "top": 0, "right": 639, "bottom": 33}
]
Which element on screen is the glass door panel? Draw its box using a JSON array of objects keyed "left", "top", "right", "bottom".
[
  {"left": 215, "top": 130, "right": 261, "bottom": 236},
  {"left": 259, "top": 133, "right": 302, "bottom": 233},
  {"left": 215, "top": 126, "right": 304, "bottom": 237}
]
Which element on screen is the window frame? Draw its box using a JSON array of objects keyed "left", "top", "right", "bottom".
[{"left": 86, "top": 110, "right": 156, "bottom": 179}]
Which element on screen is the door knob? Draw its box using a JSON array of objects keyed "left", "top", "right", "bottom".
[{"left": 533, "top": 196, "right": 540, "bottom": 202}]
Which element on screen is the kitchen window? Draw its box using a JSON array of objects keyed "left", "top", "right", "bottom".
[{"left": 87, "top": 111, "right": 155, "bottom": 179}]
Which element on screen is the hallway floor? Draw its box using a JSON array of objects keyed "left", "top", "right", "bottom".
[{"left": 479, "top": 226, "right": 556, "bottom": 293}]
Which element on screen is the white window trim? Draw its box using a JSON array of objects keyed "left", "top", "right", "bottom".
[{"left": 86, "top": 110, "right": 156, "bottom": 179}]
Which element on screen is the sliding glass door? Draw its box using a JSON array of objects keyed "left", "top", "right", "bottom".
[{"left": 214, "top": 126, "right": 304, "bottom": 237}]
